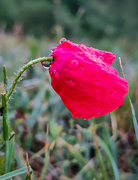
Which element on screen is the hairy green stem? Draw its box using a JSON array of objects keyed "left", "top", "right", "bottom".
[
  {"left": 3, "top": 65, "right": 8, "bottom": 93},
  {"left": 1, "top": 93, "right": 9, "bottom": 141},
  {"left": 6, "top": 57, "right": 53, "bottom": 101}
]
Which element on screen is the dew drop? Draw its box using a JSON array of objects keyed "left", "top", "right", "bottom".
[
  {"left": 69, "top": 79, "right": 75, "bottom": 86},
  {"left": 42, "top": 61, "right": 51, "bottom": 69},
  {"left": 52, "top": 69, "right": 59, "bottom": 78},
  {"left": 98, "top": 56, "right": 104, "bottom": 61},
  {"left": 69, "top": 60, "right": 79, "bottom": 69},
  {"left": 51, "top": 47, "right": 56, "bottom": 52},
  {"left": 78, "top": 66, "right": 84, "bottom": 72},
  {"left": 95, "top": 80, "right": 101, "bottom": 86},
  {"left": 43, "top": 67, "right": 49, "bottom": 70},
  {"left": 49, "top": 61, "right": 53, "bottom": 66},
  {"left": 80, "top": 45, "right": 87, "bottom": 50},
  {"left": 59, "top": 38, "right": 67, "bottom": 43},
  {"left": 71, "top": 60, "right": 79, "bottom": 66}
]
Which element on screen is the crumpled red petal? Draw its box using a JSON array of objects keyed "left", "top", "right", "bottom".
[{"left": 49, "top": 39, "right": 128, "bottom": 119}]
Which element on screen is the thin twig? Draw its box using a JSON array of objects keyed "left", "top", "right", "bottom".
[{"left": 119, "top": 57, "right": 125, "bottom": 79}]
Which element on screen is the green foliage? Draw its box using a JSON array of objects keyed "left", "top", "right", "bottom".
[
  {"left": 0, "top": 166, "right": 32, "bottom": 180},
  {"left": 0, "top": 154, "right": 4, "bottom": 176},
  {"left": 0, "top": 34, "right": 138, "bottom": 179},
  {"left": 129, "top": 97, "right": 138, "bottom": 141},
  {"left": 0, "top": 0, "right": 138, "bottom": 39}
]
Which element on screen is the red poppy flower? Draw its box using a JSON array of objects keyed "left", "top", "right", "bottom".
[{"left": 48, "top": 38, "right": 128, "bottom": 119}]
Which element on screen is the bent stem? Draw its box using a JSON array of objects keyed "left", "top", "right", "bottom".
[{"left": 6, "top": 57, "right": 53, "bottom": 101}]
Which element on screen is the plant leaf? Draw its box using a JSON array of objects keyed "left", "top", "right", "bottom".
[
  {"left": 0, "top": 166, "right": 32, "bottom": 180},
  {"left": 129, "top": 97, "right": 138, "bottom": 141}
]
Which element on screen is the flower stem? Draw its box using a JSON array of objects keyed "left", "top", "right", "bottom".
[
  {"left": 1, "top": 92, "right": 9, "bottom": 141},
  {"left": 6, "top": 57, "right": 53, "bottom": 101},
  {"left": 3, "top": 65, "right": 8, "bottom": 93}
]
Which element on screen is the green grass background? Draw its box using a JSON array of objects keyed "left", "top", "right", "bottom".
[{"left": 0, "top": 0, "right": 138, "bottom": 179}]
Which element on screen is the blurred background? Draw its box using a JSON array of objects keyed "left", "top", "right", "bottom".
[{"left": 0, "top": 0, "right": 138, "bottom": 179}]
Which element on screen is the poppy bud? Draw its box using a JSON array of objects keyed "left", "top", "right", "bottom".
[{"left": 49, "top": 39, "right": 128, "bottom": 119}]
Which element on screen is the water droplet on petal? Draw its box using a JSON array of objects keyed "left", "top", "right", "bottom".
[
  {"left": 69, "top": 60, "right": 79, "bottom": 69},
  {"left": 80, "top": 45, "right": 87, "bottom": 50},
  {"left": 51, "top": 47, "right": 56, "bottom": 52},
  {"left": 95, "top": 80, "right": 101, "bottom": 86},
  {"left": 59, "top": 38, "right": 67, "bottom": 43},
  {"left": 69, "top": 80, "right": 75, "bottom": 86},
  {"left": 71, "top": 60, "right": 79, "bottom": 67},
  {"left": 52, "top": 69, "right": 59, "bottom": 78},
  {"left": 78, "top": 66, "right": 84, "bottom": 72},
  {"left": 98, "top": 56, "right": 104, "bottom": 61}
]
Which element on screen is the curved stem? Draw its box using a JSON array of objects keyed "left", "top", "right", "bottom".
[{"left": 6, "top": 56, "right": 53, "bottom": 101}]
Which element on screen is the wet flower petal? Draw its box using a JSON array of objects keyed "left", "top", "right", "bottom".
[{"left": 49, "top": 38, "right": 128, "bottom": 119}]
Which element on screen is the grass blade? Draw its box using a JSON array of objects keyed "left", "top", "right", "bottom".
[
  {"left": 93, "top": 121, "right": 109, "bottom": 180},
  {"left": 97, "top": 136, "right": 120, "bottom": 180},
  {"left": 57, "top": 137, "right": 88, "bottom": 168},
  {"left": 5, "top": 137, "right": 15, "bottom": 173},
  {"left": 119, "top": 57, "right": 138, "bottom": 140},
  {"left": 129, "top": 97, "right": 138, "bottom": 141},
  {"left": 39, "top": 125, "right": 49, "bottom": 180},
  {"left": 0, "top": 166, "right": 32, "bottom": 180},
  {"left": 77, "top": 126, "right": 120, "bottom": 180}
]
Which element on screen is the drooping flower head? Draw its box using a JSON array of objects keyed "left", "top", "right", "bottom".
[{"left": 47, "top": 38, "right": 128, "bottom": 119}]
